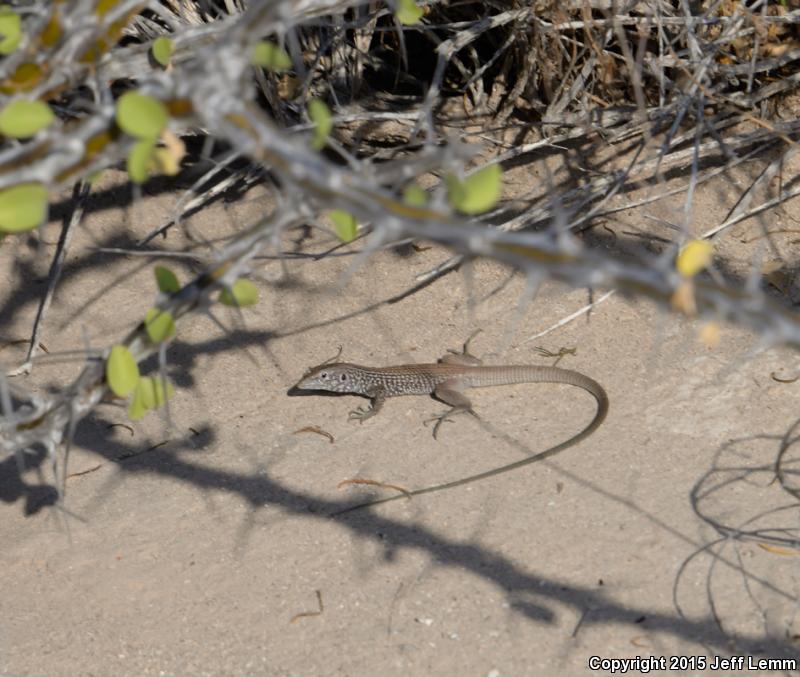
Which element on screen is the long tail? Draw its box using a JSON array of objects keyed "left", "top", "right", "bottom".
[{"left": 332, "top": 375, "right": 608, "bottom": 516}]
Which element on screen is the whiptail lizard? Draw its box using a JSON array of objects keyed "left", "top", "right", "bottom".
[{"left": 294, "top": 347, "right": 608, "bottom": 514}]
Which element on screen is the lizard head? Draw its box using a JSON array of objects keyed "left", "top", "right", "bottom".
[{"left": 294, "top": 363, "right": 362, "bottom": 394}]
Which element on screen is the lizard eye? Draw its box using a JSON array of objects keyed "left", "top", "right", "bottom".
[
  {"left": 320, "top": 372, "right": 327, "bottom": 378},
  {"left": 340, "top": 374, "right": 347, "bottom": 381}
]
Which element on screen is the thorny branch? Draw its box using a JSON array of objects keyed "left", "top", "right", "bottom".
[{"left": 1, "top": 0, "right": 800, "bottom": 482}]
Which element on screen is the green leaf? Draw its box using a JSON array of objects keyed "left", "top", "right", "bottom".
[
  {"left": 251, "top": 41, "right": 291, "bottom": 71},
  {"left": 0, "top": 100, "right": 55, "bottom": 138},
  {"left": 308, "top": 99, "right": 332, "bottom": 151},
  {"left": 446, "top": 163, "right": 503, "bottom": 215},
  {"left": 128, "top": 382, "right": 148, "bottom": 420},
  {"left": 0, "top": 8, "right": 21, "bottom": 55},
  {"left": 0, "top": 183, "right": 48, "bottom": 233},
  {"left": 329, "top": 209, "right": 358, "bottom": 243},
  {"left": 138, "top": 376, "right": 174, "bottom": 410},
  {"left": 156, "top": 376, "right": 174, "bottom": 407},
  {"left": 219, "top": 279, "right": 258, "bottom": 307},
  {"left": 144, "top": 308, "right": 175, "bottom": 343},
  {"left": 395, "top": 0, "right": 424, "bottom": 25},
  {"left": 154, "top": 265, "right": 180, "bottom": 293},
  {"left": 116, "top": 91, "right": 168, "bottom": 139},
  {"left": 151, "top": 36, "right": 173, "bottom": 67},
  {"left": 106, "top": 345, "right": 140, "bottom": 397},
  {"left": 127, "top": 138, "right": 156, "bottom": 184},
  {"left": 402, "top": 183, "right": 428, "bottom": 207}
]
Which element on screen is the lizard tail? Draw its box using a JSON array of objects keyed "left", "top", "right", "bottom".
[{"left": 332, "top": 377, "right": 608, "bottom": 516}]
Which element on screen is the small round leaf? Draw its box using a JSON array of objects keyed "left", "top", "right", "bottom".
[
  {"left": 116, "top": 91, "right": 168, "bottom": 139},
  {"left": 144, "top": 308, "right": 176, "bottom": 343},
  {"left": 106, "top": 345, "right": 140, "bottom": 397},
  {"left": 6, "top": 63, "right": 43, "bottom": 92},
  {"left": 152, "top": 377, "right": 174, "bottom": 408},
  {"left": 446, "top": 163, "right": 503, "bottom": 215},
  {"left": 0, "top": 183, "right": 48, "bottom": 233},
  {"left": 396, "top": 0, "right": 424, "bottom": 25},
  {"left": 0, "top": 100, "right": 55, "bottom": 138},
  {"left": 151, "top": 37, "right": 173, "bottom": 67},
  {"left": 138, "top": 376, "right": 174, "bottom": 411},
  {"left": 41, "top": 13, "right": 61, "bottom": 47},
  {"left": 154, "top": 265, "right": 180, "bottom": 293},
  {"left": 0, "top": 8, "right": 21, "bottom": 55},
  {"left": 329, "top": 209, "right": 358, "bottom": 243},
  {"left": 128, "top": 382, "right": 148, "bottom": 420},
  {"left": 251, "top": 41, "right": 292, "bottom": 71},
  {"left": 96, "top": 0, "right": 122, "bottom": 16},
  {"left": 699, "top": 321, "right": 720, "bottom": 349},
  {"left": 402, "top": 183, "right": 428, "bottom": 207},
  {"left": 676, "top": 240, "right": 713, "bottom": 278},
  {"left": 308, "top": 99, "right": 332, "bottom": 151},
  {"left": 127, "top": 138, "right": 156, "bottom": 184},
  {"left": 219, "top": 279, "right": 258, "bottom": 307}
]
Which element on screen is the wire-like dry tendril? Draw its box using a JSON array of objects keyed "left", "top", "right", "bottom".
[
  {"left": 289, "top": 590, "right": 323, "bottom": 624},
  {"left": 337, "top": 478, "right": 412, "bottom": 499},
  {"left": 66, "top": 464, "right": 103, "bottom": 479},
  {"left": 771, "top": 371, "right": 799, "bottom": 383},
  {"left": 292, "top": 426, "right": 334, "bottom": 443}
]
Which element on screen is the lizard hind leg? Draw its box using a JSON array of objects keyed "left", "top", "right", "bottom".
[
  {"left": 440, "top": 329, "right": 483, "bottom": 367},
  {"left": 425, "top": 383, "right": 479, "bottom": 439}
]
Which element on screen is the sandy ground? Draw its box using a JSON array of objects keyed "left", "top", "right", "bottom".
[{"left": 2, "top": 160, "right": 800, "bottom": 676}]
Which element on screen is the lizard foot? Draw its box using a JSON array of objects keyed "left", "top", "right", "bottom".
[
  {"left": 348, "top": 406, "right": 376, "bottom": 423},
  {"left": 423, "top": 406, "right": 478, "bottom": 440}
]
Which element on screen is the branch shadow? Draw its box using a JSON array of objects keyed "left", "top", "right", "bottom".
[
  {"left": 679, "top": 420, "right": 800, "bottom": 648},
  {"left": 2, "top": 413, "right": 798, "bottom": 660},
  {"left": 0, "top": 230, "right": 203, "bottom": 338},
  {"left": 0, "top": 447, "right": 58, "bottom": 515},
  {"left": 47, "top": 145, "right": 261, "bottom": 225}
]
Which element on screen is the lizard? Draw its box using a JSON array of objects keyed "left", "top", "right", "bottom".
[{"left": 293, "top": 342, "right": 608, "bottom": 514}]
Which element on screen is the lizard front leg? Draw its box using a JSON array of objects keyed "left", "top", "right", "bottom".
[{"left": 348, "top": 391, "right": 386, "bottom": 423}]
